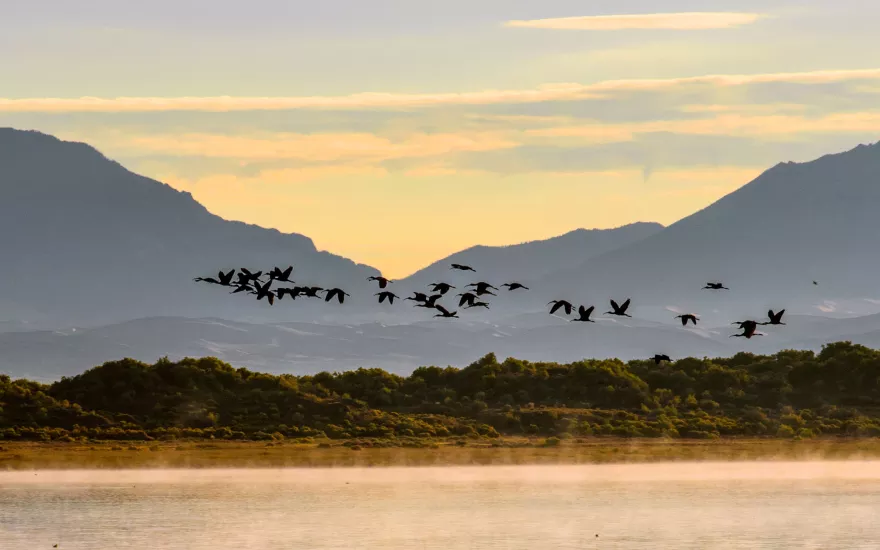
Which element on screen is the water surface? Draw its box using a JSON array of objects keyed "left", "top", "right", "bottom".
[{"left": 2, "top": 461, "right": 880, "bottom": 549}]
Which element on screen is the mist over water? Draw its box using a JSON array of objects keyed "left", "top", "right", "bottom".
[{"left": 3, "top": 462, "right": 880, "bottom": 549}]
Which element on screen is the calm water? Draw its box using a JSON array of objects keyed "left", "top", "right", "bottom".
[{"left": 2, "top": 462, "right": 880, "bottom": 549}]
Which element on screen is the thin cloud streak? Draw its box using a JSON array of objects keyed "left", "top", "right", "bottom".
[
  {"left": 504, "top": 12, "right": 764, "bottom": 31},
  {"left": 4, "top": 68, "right": 880, "bottom": 113}
]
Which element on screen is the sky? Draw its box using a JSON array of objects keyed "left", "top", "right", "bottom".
[{"left": 3, "top": 0, "right": 880, "bottom": 277}]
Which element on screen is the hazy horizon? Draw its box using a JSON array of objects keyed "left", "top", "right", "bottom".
[{"left": 3, "top": 1, "right": 880, "bottom": 277}]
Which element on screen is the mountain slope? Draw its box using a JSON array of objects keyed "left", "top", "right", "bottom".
[
  {"left": 0, "top": 128, "right": 380, "bottom": 327},
  {"left": 397, "top": 222, "right": 663, "bottom": 287},
  {"left": 530, "top": 141, "right": 880, "bottom": 318}
]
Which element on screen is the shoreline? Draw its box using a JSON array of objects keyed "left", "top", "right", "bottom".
[{"left": 4, "top": 437, "right": 880, "bottom": 470}]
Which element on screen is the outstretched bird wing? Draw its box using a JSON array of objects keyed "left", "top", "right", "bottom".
[
  {"left": 549, "top": 302, "right": 563, "bottom": 315},
  {"left": 621, "top": 298, "right": 631, "bottom": 312},
  {"left": 610, "top": 299, "right": 620, "bottom": 311},
  {"left": 585, "top": 306, "right": 595, "bottom": 317},
  {"left": 435, "top": 304, "right": 451, "bottom": 316}
]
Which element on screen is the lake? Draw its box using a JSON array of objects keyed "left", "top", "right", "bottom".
[{"left": 2, "top": 461, "right": 880, "bottom": 549}]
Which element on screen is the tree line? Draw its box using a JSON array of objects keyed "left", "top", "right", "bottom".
[{"left": 3, "top": 341, "right": 880, "bottom": 443}]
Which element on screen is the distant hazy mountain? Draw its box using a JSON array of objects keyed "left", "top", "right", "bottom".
[
  {"left": 3, "top": 312, "right": 878, "bottom": 381},
  {"left": 0, "top": 128, "right": 380, "bottom": 328},
  {"left": 527, "top": 141, "right": 880, "bottom": 320},
  {"left": 398, "top": 222, "right": 663, "bottom": 287}
]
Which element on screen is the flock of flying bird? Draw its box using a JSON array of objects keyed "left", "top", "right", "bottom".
[{"left": 194, "top": 263, "right": 797, "bottom": 365}]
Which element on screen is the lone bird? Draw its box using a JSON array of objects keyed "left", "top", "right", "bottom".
[
  {"left": 703, "top": 282, "right": 729, "bottom": 290},
  {"left": 502, "top": 282, "right": 529, "bottom": 291},
  {"left": 375, "top": 291, "right": 398, "bottom": 304},
  {"left": 268, "top": 266, "right": 294, "bottom": 283},
  {"left": 368, "top": 276, "right": 392, "bottom": 289},
  {"left": 324, "top": 288, "right": 350, "bottom": 304},
  {"left": 457, "top": 292, "right": 478, "bottom": 308},
  {"left": 606, "top": 298, "right": 632, "bottom": 318},
  {"left": 465, "top": 301, "right": 490, "bottom": 310},
  {"left": 433, "top": 305, "right": 459, "bottom": 318},
  {"left": 548, "top": 300, "right": 575, "bottom": 316},
  {"left": 813, "top": 280, "right": 818, "bottom": 286},
  {"left": 253, "top": 281, "right": 275, "bottom": 305},
  {"left": 451, "top": 263, "right": 476, "bottom": 272},
  {"left": 675, "top": 314, "right": 699, "bottom": 326},
  {"left": 731, "top": 320, "right": 761, "bottom": 339},
  {"left": 405, "top": 292, "right": 429, "bottom": 303},
  {"left": 762, "top": 309, "right": 786, "bottom": 326},
  {"left": 572, "top": 305, "right": 595, "bottom": 323},
  {"left": 429, "top": 282, "right": 455, "bottom": 295},
  {"left": 653, "top": 354, "right": 672, "bottom": 365}
]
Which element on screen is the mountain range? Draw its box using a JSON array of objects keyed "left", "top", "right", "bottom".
[{"left": 3, "top": 127, "right": 880, "bottom": 378}]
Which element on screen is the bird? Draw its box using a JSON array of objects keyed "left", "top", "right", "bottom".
[
  {"left": 253, "top": 281, "right": 275, "bottom": 305},
  {"left": 300, "top": 286, "right": 324, "bottom": 298},
  {"left": 502, "top": 282, "right": 529, "bottom": 291},
  {"left": 433, "top": 305, "right": 459, "bottom": 318},
  {"left": 703, "top": 282, "right": 729, "bottom": 290},
  {"left": 451, "top": 264, "right": 476, "bottom": 272},
  {"left": 268, "top": 266, "right": 294, "bottom": 283},
  {"left": 675, "top": 314, "right": 699, "bottom": 326},
  {"left": 368, "top": 276, "right": 392, "bottom": 289},
  {"left": 421, "top": 294, "right": 444, "bottom": 308},
  {"left": 813, "top": 280, "right": 818, "bottom": 286},
  {"left": 731, "top": 320, "right": 761, "bottom": 338},
  {"left": 194, "top": 269, "right": 235, "bottom": 286},
  {"left": 375, "top": 291, "right": 398, "bottom": 304},
  {"left": 652, "top": 354, "right": 672, "bottom": 365},
  {"left": 230, "top": 283, "right": 255, "bottom": 295},
  {"left": 240, "top": 268, "right": 264, "bottom": 283},
  {"left": 572, "top": 305, "right": 595, "bottom": 323},
  {"left": 276, "top": 287, "right": 302, "bottom": 300},
  {"left": 762, "top": 309, "right": 786, "bottom": 326},
  {"left": 465, "top": 301, "right": 490, "bottom": 309},
  {"left": 473, "top": 287, "right": 497, "bottom": 297},
  {"left": 606, "top": 298, "right": 632, "bottom": 318},
  {"left": 429, "top": 282, "right": 455, "bottom": 295},
  {"left": 467, "top": 282, "right": 498, "bottom": 293},
  {"left": 405, "top": 292, "right": 430, "bottom": 303},
  {"left": 457, "top": 292, "right": 478, "bottom": 308},
  {"left": 548, "top": 300, "right": 575, "bottom": 316},
  {"left": 324, "top": 288, "right": 350, "bottom": 304}
]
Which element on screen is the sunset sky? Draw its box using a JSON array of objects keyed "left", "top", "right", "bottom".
[{"left": 3, "top": 0, "right": 880, "bottom": 277}]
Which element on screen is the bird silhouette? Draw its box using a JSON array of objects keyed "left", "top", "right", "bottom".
[
  {"left": 606, "top": 298, "right": 632, "bottom": 318},
  {"left": 653, "top": 354, "right": 672, "bottom": 365},
  {"left": 429, "top": 282, "right": 455, "bottom": 295},
  {"left": 451, "top": 264, "right": 476, "bottom": 272},
  {"left": 405, "top": 292, "right": 429, "bottom": 303},
  {"left": 240, "top": 268, "right": 263, "bottom": 283},
  {"left": 467, "top": 282, "right": 498, "bottom": 293},
  {"left": 368, "top": 276, "right": 392, "bottom": 289},
  {"left": 572, "top": 305, "right": 595, "bottom": 323},
  {"left": 230, "top": 283, "right": 255, "bottom": 295},
  {"left": 457, "top": 292, "right": 478, "bottom": 308},
  {"left": 301, "top": 286, "right": 324, "bottom": 298},
  {"left": 502, "top": 282, "right": 529, "bottom": 291},
  {"left": 813, "top": 280, "right": 818, "bottom": 285},
  {"left": 268, "top": 266, "right": 294, "bottom": 283},
  {"left": 423, "top": 294, "right": 444, "bottom": 308},
  {"left": 194, "top": 269, "right": 236, "bottom": 286},
  {"left": 473, "top": 287, "right": 497, "bottom": 297},
  {"left": 376, "top": 291, "right": 398, "bottom": 304},
  {"left": 762, "top": 309, "right": 786, "bottom": 326},
  {"left": 193, "top": 275, "right": 223, "bottom": 285},
  {"left": 548, "top": 300, "right": 575, "bottom": 316},
  {"left": 731, "top": 320, "right": 761, "bottom": 338},
  {"left": 433, "top": 305, "right": 459, "bottom": 318},
  {"left": 675, "top": 314, "right": 699, "bottom": 326},
  {"left": 465, "top": 301, "right": 490, "bottom": 309},
  {"left": 324, "top": 288, "right": 350, "bottom": 304},
  {"left": 703, "top": 282, "right": 729, "bottom": 290},
  {"left": 276, "top": 287, "right": 303, "bottom": 300},
  {"left": 253, "top": 281, "right": 275, "bottom": 305}
]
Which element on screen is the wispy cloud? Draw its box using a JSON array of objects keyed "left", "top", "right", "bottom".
[
  {"left": 4, "top": 68, "right": 880, "bottom": 113},
  {"left": 504, "top": 12, "right": 764, "bottom": 31}
]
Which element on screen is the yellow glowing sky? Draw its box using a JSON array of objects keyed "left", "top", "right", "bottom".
[{"left": 3, "top": 1, "right": 880, "bottom": 277}]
